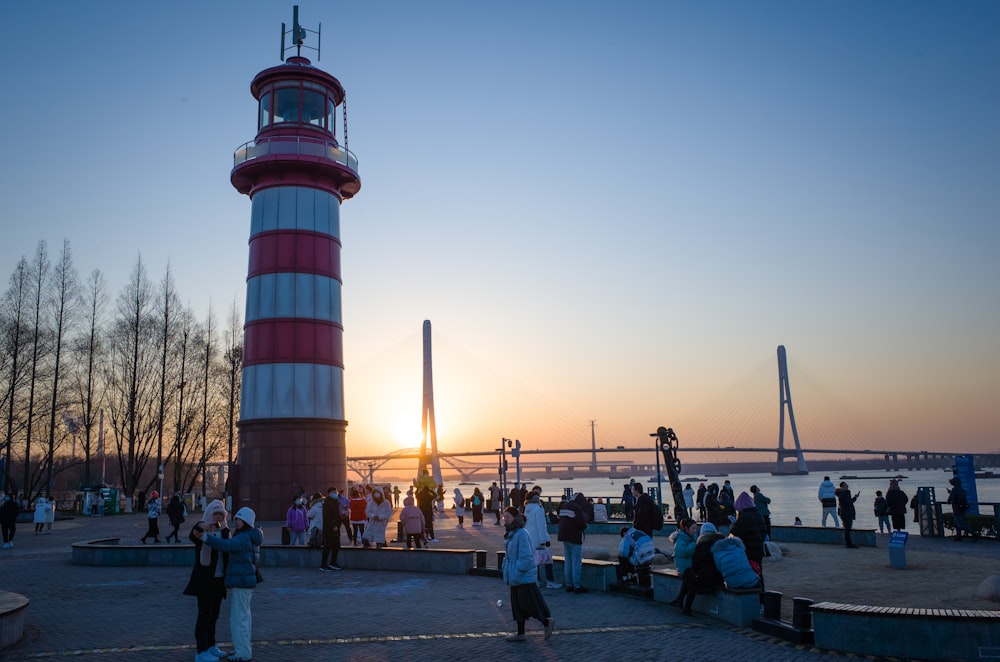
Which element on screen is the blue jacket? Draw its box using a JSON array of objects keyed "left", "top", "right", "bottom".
[
  {"left": 711, "top": 537, "right": 759, "bottom": 589},
  {"left": 672, "top": 528, "right": 698, "bottom": 575},
  {"left": 202, "top": 526, "right": 263, "bottom": 589},
  {"left": 503, "top": 524, "right": 537, "bottom": 586}
]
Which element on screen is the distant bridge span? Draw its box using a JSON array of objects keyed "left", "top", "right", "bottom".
[{"left": 347, "top": 446, "right": 997, "bottom": 481}]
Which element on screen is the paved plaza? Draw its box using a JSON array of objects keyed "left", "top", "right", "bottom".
[{"left": 1, "top": 508, "right": 984, "bottom": 661}]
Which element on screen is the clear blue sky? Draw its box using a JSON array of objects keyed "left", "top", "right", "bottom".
[{"left": 1, "top": 2, "right": 998, "bottom": 460}]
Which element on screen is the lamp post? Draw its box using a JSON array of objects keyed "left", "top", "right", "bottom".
[
  {"left": 498, "top": 440, "right": 509, "bottom": 508},
  {"left": 503, "top": 437, "right": 522, "bottom": 498},
  {"left": 367, "top": 462, "right": 375, "bottom": 486}
]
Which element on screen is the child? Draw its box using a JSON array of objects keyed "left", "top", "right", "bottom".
[
  {"left": 873, "top": 491, "right": 891, "bottom": 534},
  {"left": 399, "top": 497, "right": 425, "bottom": 549}
]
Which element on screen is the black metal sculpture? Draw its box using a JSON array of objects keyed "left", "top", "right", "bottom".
[{"left": 654, "top": 426, "right": 687, "bottom": 522}]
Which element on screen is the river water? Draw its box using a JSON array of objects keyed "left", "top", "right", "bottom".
[{"left": 430, "top": 468, "right": 1000, "bottom": 528}]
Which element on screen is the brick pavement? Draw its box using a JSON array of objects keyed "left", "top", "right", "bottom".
[{"left": 0, "top": 507, "right": 975, "bottom": 661}]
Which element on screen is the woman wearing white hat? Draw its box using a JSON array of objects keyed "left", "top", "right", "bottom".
[
  {"left": 195, "top": 506, "right": 263, "bottom": 662},
  {"left": 363, "top": 488, "right": 392, "bottom": 549}
]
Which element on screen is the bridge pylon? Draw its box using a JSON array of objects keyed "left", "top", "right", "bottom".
[
  {"left": 417, "top": 321, "right": 443, "bottom": 485},
  {"left": 776, "top": 345, "right": 809, "bottom": 474}
]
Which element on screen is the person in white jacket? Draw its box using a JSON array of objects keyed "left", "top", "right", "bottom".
[
  {"left": 33, "top": 497, "right": 51, "bottom": 534},
  {"left": 817, "top": 476, "right": 840, "bottom": 527},
  {"left": 524, "top": 489, "right": 560, "bottom": 588}
]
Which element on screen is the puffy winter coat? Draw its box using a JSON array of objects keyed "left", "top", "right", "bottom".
[
  {"left": 365, "top": 496, "right": 392, "bottom": 544},
  {"left": 556, "top": 498, "right": 587, "bottom": 544},
  {"left": 632, "top": 493, "right": 660, "bottom": 535},
  {"left": 202, "top": 525, "right": 263, "bottom": 589},
  {"left": 672, "top": 528, "right": 698, "bottom": 575},
  {"left": 503, "top": 522, "right": 536, "bottom": 586},
  {"left": 730, "top": 506, "right": 768, "bottom": 563},
  {"left": 285, "top": 505, "right": 309, "bottom": 533},
  {"left": 523, "top": 500, "right": 549, "bottom": 548},
  {"left": 711, "top": 536, "right": 759, "bottom": 589},
  {"left": 399, "top": 498, "right": 425, "bottom": 535}
]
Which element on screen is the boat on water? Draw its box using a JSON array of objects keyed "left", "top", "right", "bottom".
[
  {"left": 771, "top": 470, "right": 809, "bottom": 476},
  {"left": 705, "top": 473, "right": 729, "bottom": 478},
  {"left": 840, "top": 474, "right": 907, "bottom": 481},
  {"left": 681, "top": 477, "right": 707, "bottom": 482}
]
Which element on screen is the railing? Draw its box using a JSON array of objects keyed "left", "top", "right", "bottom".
[{"left": 233, "top": 135, "right": 359, "bottom": 173}]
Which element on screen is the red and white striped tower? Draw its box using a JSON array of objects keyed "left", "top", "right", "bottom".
[{"left": 230, "top": 9, "right": 360, "bottom": 520}]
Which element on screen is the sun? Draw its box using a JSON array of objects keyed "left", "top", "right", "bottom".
[{"left": 391, "top": 413, "right": 425, "bottom": 450}]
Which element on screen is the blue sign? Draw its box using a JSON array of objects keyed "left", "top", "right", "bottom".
[
  {"left": 954, "top": 455, "right": 979, "bottom": 516},
  {"left": 889, "top": 530, "right": 908, "bottom": 546}
]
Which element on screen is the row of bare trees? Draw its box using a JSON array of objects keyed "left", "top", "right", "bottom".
[{"left": 0, "top": 240, "right": 243, "bottom": 503}]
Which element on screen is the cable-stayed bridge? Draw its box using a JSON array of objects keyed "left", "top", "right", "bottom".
[{"left": 345, "top": 339, "right": 997, "bottom": 482}]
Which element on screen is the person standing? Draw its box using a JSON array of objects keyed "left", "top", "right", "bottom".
[
  {"left": 557, "top": 493, "right": 588, "bottom": 593},
  {"left": 873, "top": 491, "right": 891, "bottom": 534},
  {"left": 285, "top": 496, "right": 309, "bottom": 546},
  {"left": 1, "top": 494, "right": 19, "bottom": 548},
  {"left": 510, "top": 483, "right": 524, "bottom": 513},
  {"left": 730, "top": 492, "right": 768, "bottom": 571},
  {"left": 703, "top": 484, "right": 729, "bottom": 530},
  {"left": 348, "top": 488, "right": 367, "bottom": 546},
  {"left": 696, "top": 483, "right": 707, "bottom": 521},
  {"left": 524, "top": 488, "right": 558, "bottom": 588},
  {"left": 682, "top": 484, "right": 695, "bottom": 519},
  {"left": 184, "top": 499, "right": 231, "bottom": 662},
  {"left": 33, "top": 497, "right": 49, "bottom": 534},
  {"left": 621, "top": 483, "right": 635, "bottom": 521},
  {"left": 502, "top": 507, "right": 555, "bottom": 642},
  {"left": 363, "top": 487, "right": 392, "bottom": 549},
  {"left": 45, "top": 496, "right": 55, "bottom": 532},
  {"left": 96, "top": 493, "right": 105, "bottom": 517},
  {"left": 195, "top": 506, "right": 263, "bottom": 662},
  {"left": 165, "top": 494, "right": 186, "bottom": 543},
  {"left": 392, "top": 485, "right": 401, "bottom": 508},
  {"left": 885, "top": 479, "right": 909, "bottom": 531},
  {"left": 453, "top": 488, "right": 466, "bottom": 528},
  {"left": 750, "top": 485, "right": 772, "bottom": 539},
  {"left": 489, "top": 481, "right": 503, "bottom": 525},
  {"left": 947, "top": 476, "right": 979, "bottom": 541},
  {"left": 415, "top": 479, "right": 437, "bottom": 542},
  {"left": 320, "top": 486, "right": 344, "bottom": 570},
  {"left": 141, "top": 491, "right": 161, "bottom": 543},
  {"left": 818, "top": 476, "right": 840, "bottom": 527},
  {"left": 471, "top": 487, "right": 485, "bottom": 526},
  {"left": 399, "top": 496, "right": 426, "bottom": 549},
  {"left": 631, "top": 482, "right": 660, "bottom": 536},
  {"left": 306, "top": 492, "right": 324, "bottom": 548},
  {"left": 721, "top": 480, "right": 734, "bottom": 501},
  {"left": 835, "top": 481, "right": 859, "bottom": 548}
]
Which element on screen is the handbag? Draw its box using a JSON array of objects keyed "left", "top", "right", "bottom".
[{"left": 533, "top": 547, "right": 552, "bottom": 565}]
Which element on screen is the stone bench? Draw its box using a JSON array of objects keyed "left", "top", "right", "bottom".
[
  {"left": 810, "top": 601, "right": 1000, "bottom": 661},
  {"left": 72, "top": 538, "right": 476, "bottom": 574},
  {"left": 0, "top": 591, "right": 29, "bottom": 649},
  {"left": 493, "top": 552, "right": 618, "bottom": 591},
  {"left": 652, "top": 568, "right": 762, "bottom": 627},
  {"left": 769, "top": 525, "right": 877, "bottom": 547}
]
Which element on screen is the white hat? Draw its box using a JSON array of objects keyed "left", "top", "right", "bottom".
[{"left": 234, "top": 507, "right": 256, "bottom": 528}]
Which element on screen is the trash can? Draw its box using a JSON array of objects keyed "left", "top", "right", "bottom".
[{"left": 889, "top": 530, "right": 908, "bottom": 569}]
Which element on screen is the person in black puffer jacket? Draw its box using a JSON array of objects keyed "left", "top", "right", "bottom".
[
  {"left": 729, "top": 491, "right": 767, "bottom": 564},
  {"left": 631, "top": 482, "right": 659, "bottom": 536}
]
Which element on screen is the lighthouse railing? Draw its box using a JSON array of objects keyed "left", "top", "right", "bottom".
[{"left": 234, "top": 136, "right": 359, "bottom": 173}]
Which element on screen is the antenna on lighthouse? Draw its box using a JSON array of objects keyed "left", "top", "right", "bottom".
[{"left": 280, "top": 6, "right": 322, "bottom": 61}]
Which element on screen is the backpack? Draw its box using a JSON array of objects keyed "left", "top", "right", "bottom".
[
  {"left": 652, "top": 503, "right": 664, "bottom": 531},
  {"left": 627, "top": 529, "right": 656, "bottom": 566}
]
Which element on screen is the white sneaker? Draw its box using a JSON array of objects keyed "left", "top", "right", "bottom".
[
  {"left": 546, "top": 582, "right": 562, "bottom": 589},
  {"left": 429, "top": 538, "right": 439, "bottom": 542},
  {"left": 194, "top": 651, "right": 218, "bottom": 662},
  {"left": 208, "top": 645, "right": 229, "bottom": 657}
]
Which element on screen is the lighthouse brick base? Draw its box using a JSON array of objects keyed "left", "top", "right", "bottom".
[{"left": 237, "top": 419, "right": 346, "bottom": 518}]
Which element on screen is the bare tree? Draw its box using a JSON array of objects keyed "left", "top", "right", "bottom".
[
  {"left": 171, "top": 307, "right": 193, "bottom": 493},
  {"left": 1, "top": 257, "right": 31, "bottom": 495},
  {"left": 106, "top": 255, "right": 158, "bottom": 506},
  {"left": 199, "top": 304, "right": 215, "bottom": 496},
  {"left": 72, "top": 269, "right": 108, "bottom": 486},
  {"left": 23, "top": 242, "right": 50, "bottom": 499},
  {"left": 44, "top": 241, "right": 80, "bottom": 495},
  {"left": 154, "top": 264, "right": 180, "bottom": 485},
  {"left": 222, "top": 298, "right": 243, "bottom": 476}
]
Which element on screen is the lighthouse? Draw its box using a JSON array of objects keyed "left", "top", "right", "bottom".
[{"left": 230, "top": 8, "right": 360, "bottom": 520}]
